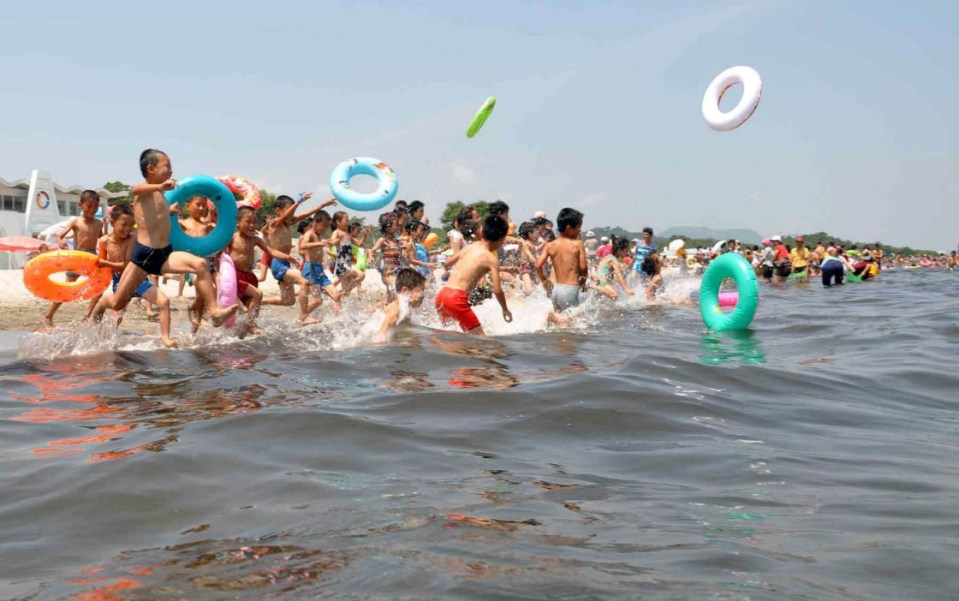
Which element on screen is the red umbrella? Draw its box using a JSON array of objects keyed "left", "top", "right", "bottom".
[{"left": 0, "top": 236, "right": 46, "bottom": 252}]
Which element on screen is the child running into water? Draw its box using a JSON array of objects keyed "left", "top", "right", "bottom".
[
  {"left": 436, "top": 214, "right": 512, "bottom": 335},
  {"left": 376, "top": 267, "right": 427, "bottom": 343},
  {"left": 593, "top": 236, "right": 635, "bottom": 300},
  {"left": 86, "top": 203, "right": 175, "bottom": 346},
  {"left": 261, "top": 193, "right": 338, "bottom": 325},
  {"left": 328, "top": 211, "right": 366, "bottom": 296},
  {"left": 536, "top": 208, "right": 587, "bottom": 325},
  {"left": 178, "top": 195, "right": 219, "bottom": 330},
  {"left": 297, "top": 210, "right": 343, "bottom": 316},
  {"left": 368, "top": 212, "right": 403, "bottom": 296},
  {"left": 229, "top": 206, "right": 295, "bottom": 336},
  {"left": 46, "top": 190, "right": 103, "bottom": 326},
  {"left": 515, "top": 221, "right": 540, "bottom": 296},
  {"left": 639, "top": 248, "right": 664, "bottom": 300},
  {"left": 94, "top": 149, "right": 237, "bottom": 328}
]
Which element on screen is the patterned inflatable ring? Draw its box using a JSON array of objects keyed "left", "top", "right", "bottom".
[{"left": 218, "top": 175, "right": 261, "bottom": 209}]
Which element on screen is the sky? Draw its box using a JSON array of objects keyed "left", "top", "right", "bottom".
[{"left": 0, "top": 0, "right": 956, "bottom": 249}]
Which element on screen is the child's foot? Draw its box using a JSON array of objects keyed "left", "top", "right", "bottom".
[
  {"left": 188, "top": 306, "right": 202, "bottom": 333},
  {"left": 299, "top": 316, "right": 321, "bottom": 326},
  {"left": 161, "top": 336, "right": 178, "bottom": 349},
  {"left": 43, "top": 316, "right": 54, "bottom": 327},
  {"left": 209, "top": 304, "right": 240, "bottom": 327}
]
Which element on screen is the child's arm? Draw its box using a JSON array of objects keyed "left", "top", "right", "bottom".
[
  {"left": 613, "top": 261, "right": 635, "bottom": 295},
  {"left": 255, "top": 237, "right": 297, "bottom": 265},
  {"left": 132, "top": 180, "right": 176, "bottom": 197},
  {"left": 368, "top": 236, "right": 385, "bottom": 258},
  {"left": 488, "top": 257, "right": 512, "bottom": 323},
  {"left": 293, "top": 197, "right": 337, "bottom": 222},
  {"left": 376, "top": 300, "right": 401, "bottom": 343},
  {"left": 577, "top": 241, "right": 589, "bottom": 290},
  {"left": 56, "top": 218, "right": 78, "bottom": 249},
  {"left": 534, "top": 244, "right": 552, "bottom": 293},
  {"left": 354, "top": 227, "right": 371, "bottom": 246}
]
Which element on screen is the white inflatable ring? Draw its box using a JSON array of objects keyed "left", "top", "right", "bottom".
[{"left": 702, "top": 66, "right": 762, "bottom": 131}]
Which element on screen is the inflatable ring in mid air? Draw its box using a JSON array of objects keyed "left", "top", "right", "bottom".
[
  {"left": 330, "top": 157, "right": 398, "bottom": 212},
  {"left": 23, "top": 250, "right": 111, "bottom": 303},
  {"left": 165, "top": 175, "right": 238, "bottom": 256},
  {"left": 699, "top": 253, "right": 759, "bottom": 331},
  {"left": 218, "top": 175, "right": 261, "bottom": 209},
  {"left": 702, "top": 66, "right": 762, "bottom": 131}
]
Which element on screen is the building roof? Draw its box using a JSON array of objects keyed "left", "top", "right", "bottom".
[{"left": 0, "top": 175, "right": 123, "bottom": 199}]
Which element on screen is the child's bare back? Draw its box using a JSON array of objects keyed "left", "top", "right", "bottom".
[
  {"left": 445, "top": 243, "right": 497, "bottom": 292},
  {"left": 545, "top": 237, "right": 586, "bottom": 286}
]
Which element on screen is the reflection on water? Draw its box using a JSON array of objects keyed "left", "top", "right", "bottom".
[
  {"left": 699, "top": 329, "right": 766, "bottom": 366},
  {"left": 2, "top": 271, "right": 959, "bottom": 600}
]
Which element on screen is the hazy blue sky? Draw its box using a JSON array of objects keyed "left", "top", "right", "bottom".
[{"left": 1, "top": 1, "right": 956, "bottom": 248}]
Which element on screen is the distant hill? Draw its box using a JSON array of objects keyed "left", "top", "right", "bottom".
[{"left": 659, "top": 226, "right": 764, "bottom": 244}]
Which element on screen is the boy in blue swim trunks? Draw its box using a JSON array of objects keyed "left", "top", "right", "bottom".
[
  {"left": 88, "top": 204, "right": 176, "bottom": 347},
  {"left": 93, "top": 149, "right": 238, "bottom": 330},
  {"left": 297, "top": 210, "right": 342, "bottom": 315},
  {"left": 261, "top": 193, "right": 338, "bottom": 325}
]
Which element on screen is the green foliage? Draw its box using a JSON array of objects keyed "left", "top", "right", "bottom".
[
  {"left": 440, "top": 200, "right": 490, "bottom": 232},
  {"left": 255, "top": 190, "right": 277, "bottom": 226},
  {"left": 103, "top": 181, "right": 130, "bottom": 193}
]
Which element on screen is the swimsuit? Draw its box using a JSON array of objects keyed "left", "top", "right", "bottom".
[
  {"left": 131, "top": 242, "right": 173, "bottom": 276},
  {"left": 436, "top": 287, "right": 481, "bottom": 332},
  {"left": 550, "top": 283, "right": 581, "bottom": 310},
  {"left": 270, "top": 258, "right": 292, "bottom": 283},
  {"left": 236, "top": 268, "right": 258, "bottom": 297},
  {"left": 302, "top": 261, "right": 333, "bottom": 288},
  {"left": 112, "top": 272, "right": 154, "bottom": 299},
  {"left": 333, "top": 233, "right": 354, "bottom": 276}
]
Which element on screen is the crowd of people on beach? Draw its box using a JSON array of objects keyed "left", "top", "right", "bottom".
[{"left": 32, "top": 148, "right": 956, "bottom": 346}]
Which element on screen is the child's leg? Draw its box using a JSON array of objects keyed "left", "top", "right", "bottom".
[
  {"left": 521, "top": 274, "right": 534, "bottom": 296},
  {"left": 646, "top": 274, "right": 663, "bottom": 301},
  {"left": 83, "top": 293, "right": 104, "bottom": 321},
  {"left": 242, "top": 286, "right": 263, "bottom": 333},
  {"left": 595, "top": 285, "right": 618, "bottom": 300},
  {"left": 162, "top": 251, "right": 236, "bottom": 327},
  {"left": 142, "top": 287, "right": 176, "bottom": 348},
  {"left": 323, "top": 283, "right": 342, "bottom": 312},
  {"left": 97, "top": 263, "right": 148, "bottom": 317}
]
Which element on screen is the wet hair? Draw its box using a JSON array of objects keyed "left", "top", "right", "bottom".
[
  {"left": 542, "top": 229, "right": 556, "bottom": 242},
  {"left": 405, "top": 220, "right": 426, "bottom": 234},
  {"left": 237, "top": 205, "right": 256, "bottom": 220},
  {"left": 517, "top": 221, "right": 536, "bottom": 241},
  {"left": 643, "top": 226, "right": 654, "bottom": 235},
  {"left": 138, "top": 148, "right": 166, "bottom": 177},
  {"left": 378, "top": 211, "right": 397, "bottom": 234},
  {"left": 394, "top": 200, "right": 408, "bottom": 211},
  {"left": 275, "top": 195, "right": 295, "bottom": 209},
  {"left": 611, "top": 236, "right": 630, "bottom": 255},
  {"left": 557, "top": 208, "right": 583, "bottom": 233},
  {"left": 407, "top": 200, "right": 424, "bottom": 215},
  {"left": 111, "top": 203, "right": 134, "bottom": 219},
  {"left": 394, "top": 267, "right": 426, "bottom": 291},
  {"left": 456, "top": 206, "right": 475, "bottom": 226},
  {"left": 458, "top": 219, "right": 479, "bottom": 242},
  {"left": 296, "top": 218, "right": 313, "bottom": 234},
  {"left": 331, "top": 210, "right": 348, "bottom": 227},
  {"left": 313, "top": 209, "right": 332, "bottom": 225},
  {"left": 488, "top": 200, "right": 509, "bottom": 217},
  {"left": 80, "top": 190, "right": 100, "bottom": 204},
  {"left": 482, "top": 215, "right": 508, "bottom": 242},
  {"left": 752, "top": 245, "right": 760, "bottom": 251},
  {"left": 348, "top": 219, "right": 363, "bottom": 230},
  {"left": 641, "top": 256, "right": 656, "bottom": 276}
]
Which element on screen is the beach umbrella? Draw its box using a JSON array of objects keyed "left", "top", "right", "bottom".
[
  {"left": 0, "top": 236, "right": 46, "bottom": 252},
  {"left": 668, "top": 239, "right": 685, "bottom": 252}
]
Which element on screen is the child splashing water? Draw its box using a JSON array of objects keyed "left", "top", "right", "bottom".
[
  {"left": 328, "top": 211, "right": 366, "bottom": 297},
  {"left": 593, "top": 236, "right": 635, "bottom": 300},
  {"left": 536, "top": 208, "right": 587, "bottom": 326}
]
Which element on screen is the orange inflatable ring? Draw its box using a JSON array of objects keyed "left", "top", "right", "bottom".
[
  {"left": 422, "top": 232, "right": 439, "bottom": 248},
  {"left": 23, "top": 250, "right": 111, "bottom": 303},
  {"left": 217, "top": 174, "right": 261, "bottom": 209}
]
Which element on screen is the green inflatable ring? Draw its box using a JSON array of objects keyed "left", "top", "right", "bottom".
[
  {"left": 846, "top": 271, "right": 863, "bottom": 283},
  {"left": 352, "top": 246, "right": 368, "bottom": 272},
  {"left": 466, "top": 97, "right": 496, "bottom": 138},
  {"left": 700, "top": 253, "right": 760, "bottom": 331}
]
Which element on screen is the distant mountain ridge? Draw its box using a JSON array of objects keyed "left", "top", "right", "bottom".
[
  {"left": 658, "top": 226, "right": 764, "bottom": 244},
  {"left": 586, "top": 225, "right": 765, "bottom": 244}
]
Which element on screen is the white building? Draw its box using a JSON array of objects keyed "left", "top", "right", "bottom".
[{"left": 0, "top": 170, "right": 125, "bottom": 269}]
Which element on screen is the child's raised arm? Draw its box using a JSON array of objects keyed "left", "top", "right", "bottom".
[{"left": 293, "top": 197, "right": 337, "bottom": 222}]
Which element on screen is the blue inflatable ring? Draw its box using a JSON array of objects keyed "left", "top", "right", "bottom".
[
  {"left": 329, "top": 157, "right": 398, "bottom": 212},
  {"left": 699, "top": 253, "right": 759, "bottom": 331},
  {"left": 165, "top": 175, "right": 238, "bottom": 256}
]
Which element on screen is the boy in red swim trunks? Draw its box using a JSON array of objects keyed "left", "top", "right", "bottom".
[
  {"left": 436, "top": 214, "right": 512, "bottom": 335},
  {"left": 229, "top": 206, "right": 295, "bottom": 337}
]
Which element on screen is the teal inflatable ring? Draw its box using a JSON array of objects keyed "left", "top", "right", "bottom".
[
  {"left": 165, "top": 175, "right": 237, "bottom": 256},
  {"left": 700, "top": 253, "right": 759, "bottom": 331}
]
